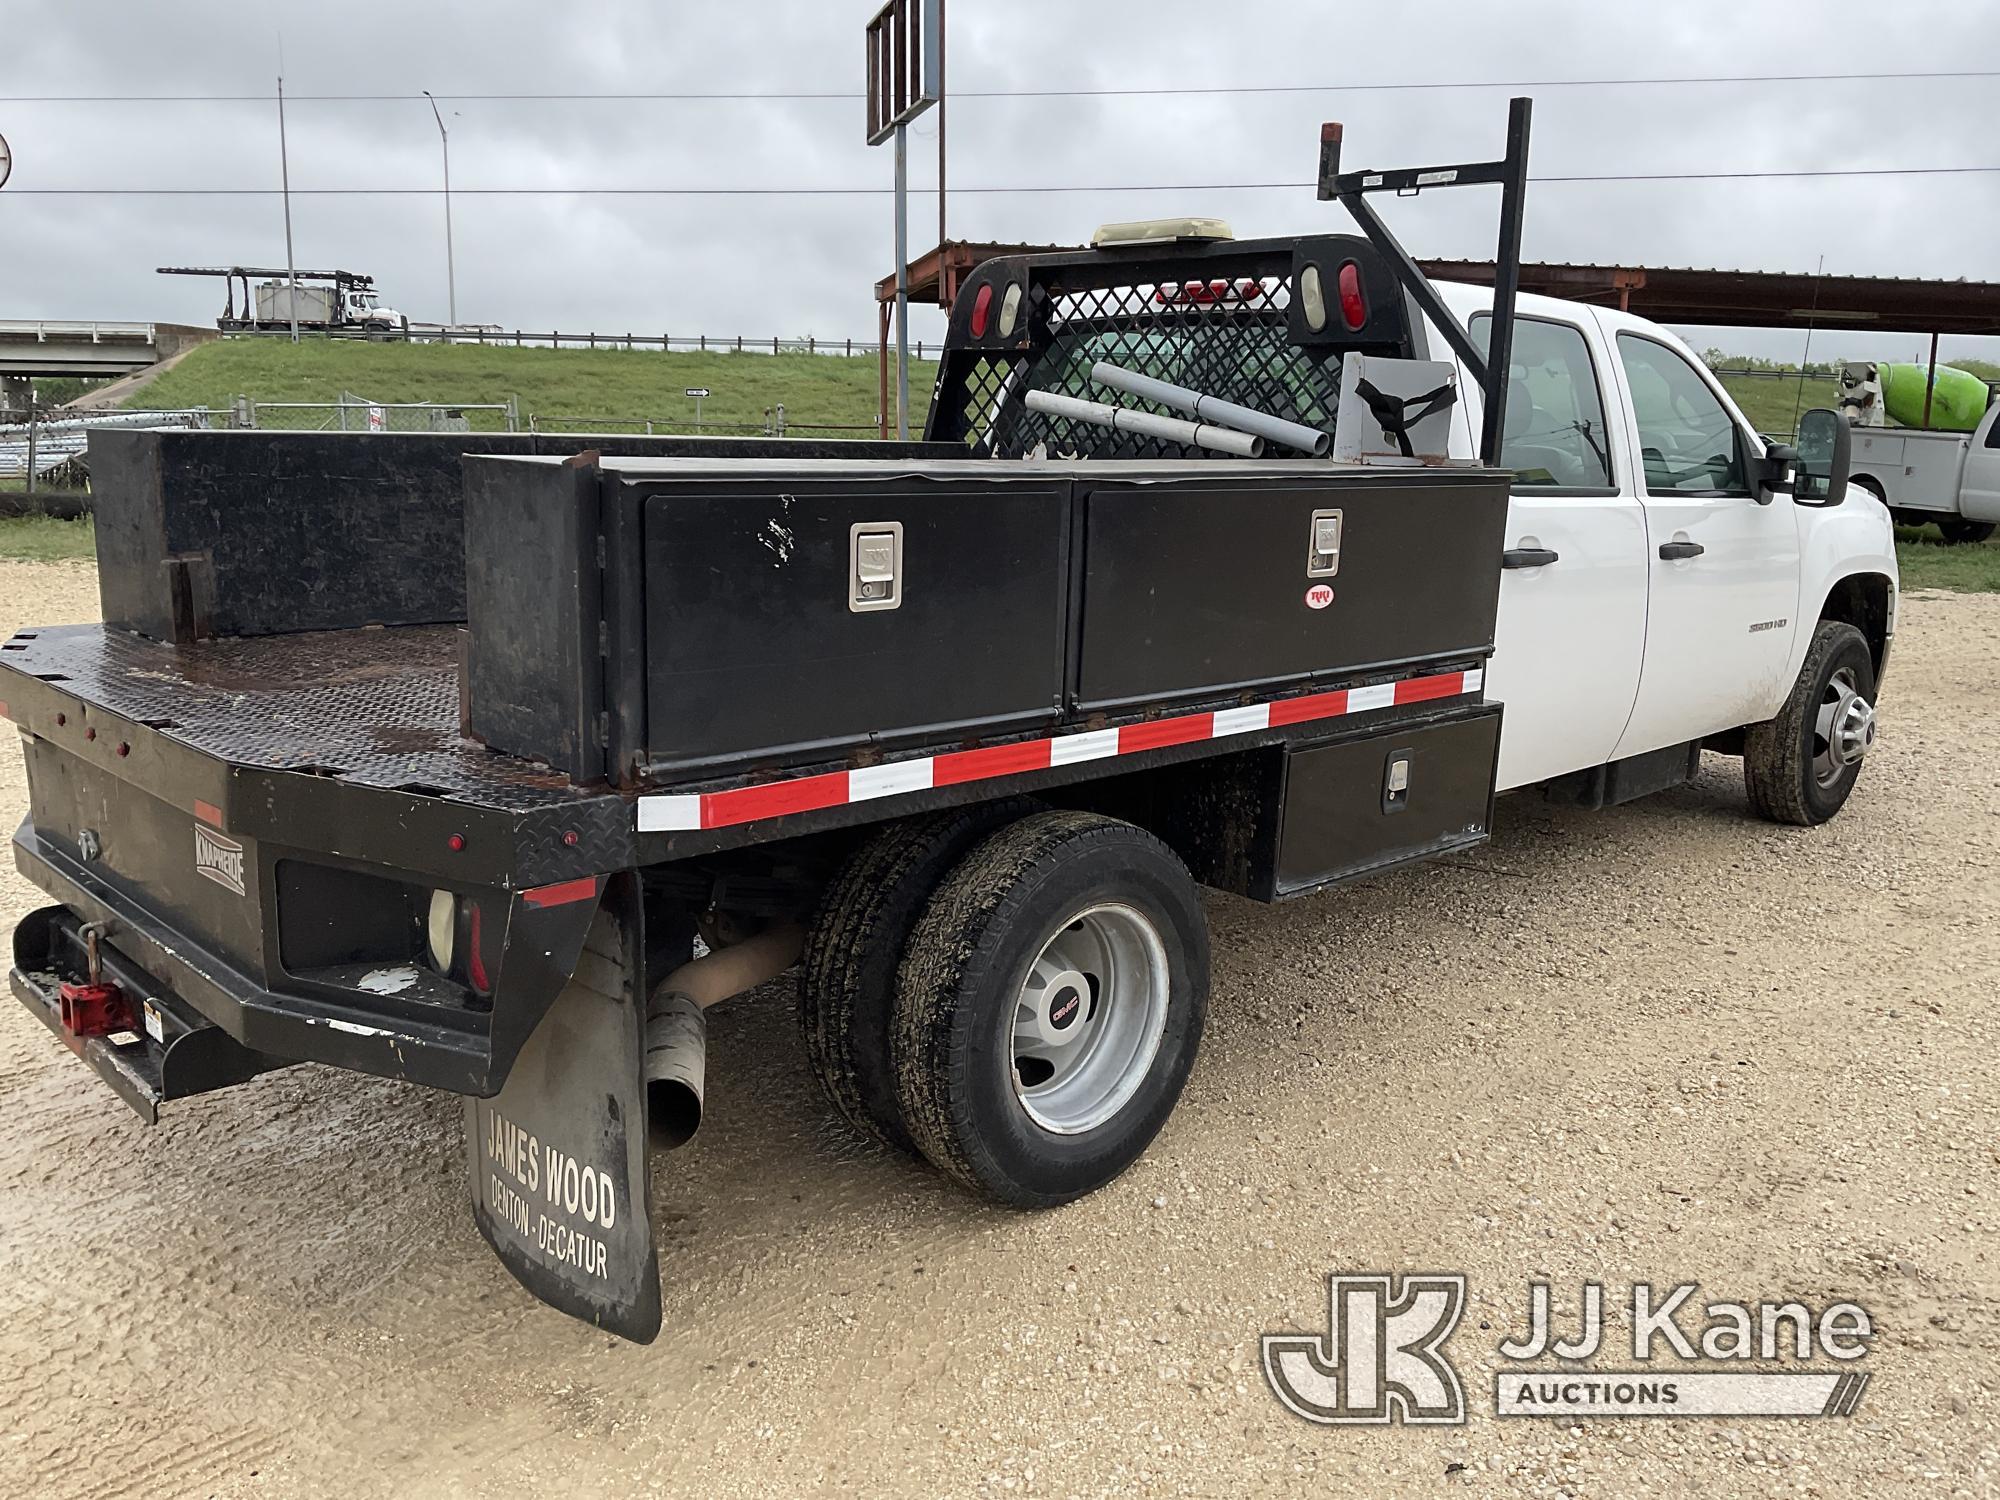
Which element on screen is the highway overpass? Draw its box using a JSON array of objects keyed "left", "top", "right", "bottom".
[{"left": 0, "top": 321, "right": 216, "bottom": 411}]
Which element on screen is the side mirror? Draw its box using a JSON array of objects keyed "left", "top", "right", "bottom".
[{"left": 1792, "top": 408, "right": 1850, "bottom": 507}]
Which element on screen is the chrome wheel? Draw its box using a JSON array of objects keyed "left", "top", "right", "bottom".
[
  {"left": 1814, "top": 665, "right": 1876, "bottom": 789},
  {"left": 1011, "top": 902, "right": 1170, "bottom": 1135}
]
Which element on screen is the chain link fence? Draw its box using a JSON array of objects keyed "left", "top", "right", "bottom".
[
  {"left": 1, "top": 407, "right": 214, "bottom": 493},
  {"left": 223, "top": 392, "right": 521, "bottom": 433}
]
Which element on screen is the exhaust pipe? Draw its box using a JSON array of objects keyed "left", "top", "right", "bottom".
[{"left": 643, "top": 923, "right": 804, "bottom": 1149}]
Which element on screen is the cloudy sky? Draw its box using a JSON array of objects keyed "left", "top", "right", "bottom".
[{"left": 4, "top": 0, "right": 1997, "bottom": 364}]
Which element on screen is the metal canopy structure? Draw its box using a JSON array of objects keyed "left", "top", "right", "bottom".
[
  {"left": 872, "top": 240, "right": 1065, "bottom": 436},
  {"left": 1416, "top": 260, "right": 2000, "bottom": 337}
]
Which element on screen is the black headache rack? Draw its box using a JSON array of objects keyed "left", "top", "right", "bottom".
[
  {"left": 926, "top": 233, "right": 1420, "bottom": 459},
  {"left": 928, "top": 96, "right": 1532, "bottom": 468}
]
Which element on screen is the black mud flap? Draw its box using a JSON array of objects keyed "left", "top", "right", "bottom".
[{"left": 465, "top": 892, "right": 662, "bottom": 1343}]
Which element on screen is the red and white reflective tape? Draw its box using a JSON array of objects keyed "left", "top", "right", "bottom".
[{"left": 636, "top": 665, "right": 1483, "bottom": 834}]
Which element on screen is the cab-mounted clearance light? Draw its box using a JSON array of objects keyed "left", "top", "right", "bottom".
[
  {"left": 1154, "top": 278, "right": 1267, "bottom": 307},
  {"left": 1298, "top": 264, "right": 1328, "bottom": 332},
  {"left": 1090, "top": 216, "right": 1235, "bottom": 249},
  {"left": 998, "top": 282, "right": 1023, "bottom": 338}
]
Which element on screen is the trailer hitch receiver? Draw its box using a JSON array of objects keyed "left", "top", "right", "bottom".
[{"left": 58, "top": 979, "right": 134, "bottom": 1038}]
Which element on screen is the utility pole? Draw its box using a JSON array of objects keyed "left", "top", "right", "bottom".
[
  {"left": 894, "top": 123, "right": 910, "bottom": 439},
  {"left": 277, "top": 76, "right": 300, "bottom": 342},
  {"left": 423, "top": 91, "right": 457, "bottom": 327},
  {"left": 936, "top": 0, "right": 947, "bottom": 254}
]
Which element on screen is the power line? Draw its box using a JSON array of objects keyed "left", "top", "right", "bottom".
[
  {"left": 5, "top": 166, "right": 1996, "bottom": 196},
  {"left": 5, "top": 68, "right": 1998, "bottom": 103}
]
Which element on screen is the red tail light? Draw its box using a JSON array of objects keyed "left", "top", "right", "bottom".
[
  {"left": 969, "top": 283, "right": 994, "bottom": 338},
  {"left": 1337, "top": 261, "right": 1367, "bottom": 330},
  {"left": 1154, "top": 279, "right": 1251, "bottom": 307}
]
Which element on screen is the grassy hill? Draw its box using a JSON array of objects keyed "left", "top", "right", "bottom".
[
  {"left": 123, "top": 335, "right": 1990, "bottom": 446},
  {"left": 129, "top": 337, "right": 938, "bottom": 436}
]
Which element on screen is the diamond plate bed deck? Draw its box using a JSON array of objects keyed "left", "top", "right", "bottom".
[{"left": 1, "top": 622, "right": 601, "bottom": 813}]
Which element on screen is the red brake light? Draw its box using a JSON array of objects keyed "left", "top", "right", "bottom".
[
  {"left": 1337, "top": 261, "right": 1367, "bottom": 330},
  {"left": 970, "top": 283, "right": 993, "bottom": 338}
]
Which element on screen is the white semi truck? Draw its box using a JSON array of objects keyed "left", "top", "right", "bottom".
[{"left": 157, "top": 265, "right": 410, "bottom": 338}]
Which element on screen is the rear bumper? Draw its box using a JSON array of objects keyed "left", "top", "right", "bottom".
[
  {"left": 12, "top": 817, "right": 597, "bottom": 1098},
  {"left": 11, "top": 905, "right": 287, "bottom": 1122}
]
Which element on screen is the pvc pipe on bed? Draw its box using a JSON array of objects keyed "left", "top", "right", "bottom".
[
  {"left": 1089, "top": 360, "right": 1332, "bottom": 457},
  {"left": 1023, "top": 388, "right": 1265, "bottom": 458}
]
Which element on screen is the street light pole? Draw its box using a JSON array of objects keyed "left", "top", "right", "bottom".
[
  {"left": 423, "top": 91, "right": 457, "bottom": 327},
  {"left": 277, "top": 75, "right": 300, "bottom": 343}
]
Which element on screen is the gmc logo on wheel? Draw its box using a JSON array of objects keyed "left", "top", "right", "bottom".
[{"left": 194, "top": 824, "right": 247, "bottom": 897}]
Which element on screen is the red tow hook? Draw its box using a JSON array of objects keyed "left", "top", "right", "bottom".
[{"left": 58, "top": 921, "right": 135, "bottom": 1038}]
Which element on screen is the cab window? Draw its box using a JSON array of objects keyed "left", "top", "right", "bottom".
[
  {"left": 1471, "top": 314, "right": 1613, "bottom": 489},
  {"left": 1617, "top": 334, "right": 1751, "bottom": 496}
]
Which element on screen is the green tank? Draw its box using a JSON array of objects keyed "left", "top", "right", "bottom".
[{"left": 1879, "top": 362, "right": 1992, "bottom": 432}]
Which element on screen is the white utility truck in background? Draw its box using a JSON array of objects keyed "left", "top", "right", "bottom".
[{"left": 1838, "top": 360, "right": 2000, "bottom": 543}]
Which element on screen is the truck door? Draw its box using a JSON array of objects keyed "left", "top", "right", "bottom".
[
  {"left": 1465, "top": 311, "right": 1648, "bottom": 791},
  {"left": 1605, "top": 327, "right": 1801, "bottom": 758},
  {"left": 1961, "top": 405, "right": 2000, "bottom": 524}
]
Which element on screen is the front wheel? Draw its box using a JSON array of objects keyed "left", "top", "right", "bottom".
[
  {"left": 1743, "top": 620, "right": 1878, "bottom": 825},
  {"left": 892, "top": 811, "right": 1209, "bottom": 1208}
]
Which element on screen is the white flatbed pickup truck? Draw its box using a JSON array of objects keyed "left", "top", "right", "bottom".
[
  {"left": 0, "top": 102, "right": 1901, "bottom": 1341},
  {"left": 1847, "top": 401, "right": 2000, "bottom": 545}
]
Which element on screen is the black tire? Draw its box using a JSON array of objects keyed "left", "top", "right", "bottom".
[
  {"left": 892, "top": 810, "right": 1209, "bottom": 1208},
  {"left": 1743, "top": 620, "right": 1877, "bottom": 826},
  {"left": 1939, "top": 517, "right": 1997, "bottom": 546},
  {"left": 798, "top": 800, "right": 1037, "bottom": 1152}
]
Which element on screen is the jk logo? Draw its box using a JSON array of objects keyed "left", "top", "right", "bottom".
[{"left": 1263, "top": 1273, "right": 1467, "bottom": 1425}]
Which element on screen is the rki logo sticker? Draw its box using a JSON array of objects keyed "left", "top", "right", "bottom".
[
  {"left": 1263, "top": 1273, "right": 1467, "bottom": 1425},
  {"left": 1305, "top": 584, "right": 1335, "bottom": 610},
  {"left": 194, "top": 824, "right": 246, "bottom": 897}
]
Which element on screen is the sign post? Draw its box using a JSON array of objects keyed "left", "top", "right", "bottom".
[
  {"left": 685, "top": 387, "right": 711, "bottom": 430},
  {"left": 865, "top": 0, "right": 942, "bottom": 440}
]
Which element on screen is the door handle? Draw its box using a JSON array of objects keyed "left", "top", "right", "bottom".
[
  {"left": 1501, "top": 547, "right": 1560, "bottom": 570},
  {"left": 1658, "top": 540, "right": 1706, "bottom": 560}
]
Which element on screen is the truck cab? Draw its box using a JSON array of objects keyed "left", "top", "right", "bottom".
[
  {"left": 1425, "top": 284, "right": 1898, "bottom": 794},
  {"left": 932, "top": 234, "right": 1898, "bottom": 812}
]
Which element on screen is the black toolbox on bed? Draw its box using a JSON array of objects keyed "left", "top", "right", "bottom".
[{"left": 461, "top": 455, "right": 1510, "bottom": 788}]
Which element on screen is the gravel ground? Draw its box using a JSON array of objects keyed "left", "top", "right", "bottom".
[{"left": 0, "top": 558, "right": 1994, "bottom": 1499}]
